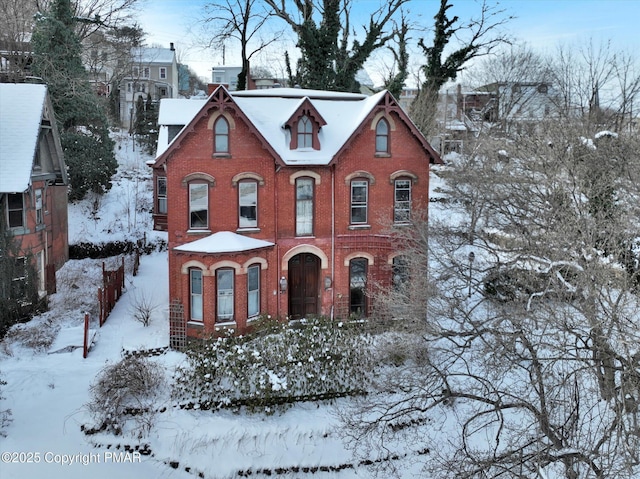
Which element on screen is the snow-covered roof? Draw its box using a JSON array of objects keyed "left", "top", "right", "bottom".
[
  {"left": 234, "top": 89, "right": 384, "bottom": 165},
  {"left": 174, "top": 231, "right": 275, "bottom": 254},
  {"left": 157, "top": 99, "right": 207, "bottom": 125},
  {"left": 155, "top": 87, "right": 389, "bottom": 166},
  {"left": 131, "top": 47, "right": 175, "bottom": 64},
  {"left": 0, "top": 83, "right": 47, "bottom": 193}
]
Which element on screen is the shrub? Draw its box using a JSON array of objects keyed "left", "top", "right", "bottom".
[
  {"left": 88, "top": 356, "right": 165, "bottom": 437},
  {"left": 173, "top": 318, "right": 373, "bottom": 414}
]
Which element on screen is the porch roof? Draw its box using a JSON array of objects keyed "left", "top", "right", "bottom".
[{"left": 174, "top": 231, "right": 274, "bottom": 254}]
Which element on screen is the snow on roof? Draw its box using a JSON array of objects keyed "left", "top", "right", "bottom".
[
  {"left": 155, "top": 87, "right": 387, "bottom": 166},
  {"left": 0, "top": 83, "right": 47, "bottom": 193},
  {"left": 155, "top": 98, "right": 208, "bottom": 158},
  {"left": 174, "top": 231, "right": 275, "bottom": 254},
  {"left": 131, "top": 47, "right": 175, "bottom": 64},
  {"left": 157, "top": 98, "right": 207, "bottom": 125},
  {"left": 237, "top": 88, "right": 387, "bottom": 165}
]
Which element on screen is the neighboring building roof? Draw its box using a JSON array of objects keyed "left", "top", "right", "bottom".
[
  {"left": 155, "top": 86, "right": 441, "bottom": 166},
  {"left": 174, "top": 231, "right": 275, "bottom": 254},
  {"left": 0, "top": 83, "right": 47, "bottom": 192},
  {"left": 131, "top": 47, "right": 175, "bottom": 64}
]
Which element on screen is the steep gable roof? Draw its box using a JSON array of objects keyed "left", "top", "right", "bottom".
[
  {"left": 0, "top": 83, "right": 48, "bottom": 192},
  {"left": 153, "top": 86, "right": 442, "bottom": 167}
]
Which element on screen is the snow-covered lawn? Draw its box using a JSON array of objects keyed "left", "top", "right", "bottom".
[{"left": 0, "top": 132, "right": 413, "bottom": 479}]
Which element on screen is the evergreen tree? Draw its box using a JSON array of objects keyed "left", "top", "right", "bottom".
[
  {"left": 266, "top": 0, "right": 408, "bottom": 92},
  {"left": 31, "top": 0, "right": 117, "bottom": 201},
  {"left": 134, "top": 93, "right": 158, "bottom": 155}
]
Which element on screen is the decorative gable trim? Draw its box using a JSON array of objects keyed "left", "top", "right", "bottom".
[
  {"left": 284, "top": 97, "right": 327, "bottom": 150},
  {"left": 153, "top": 85, "right": 283, "bottom": 168},
  {"left": 333, "top": 90, "right": 443, "bottom": 165}
]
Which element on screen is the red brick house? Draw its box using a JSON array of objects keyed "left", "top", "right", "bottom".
[
  {"left": 0, "top": 83, "right": 69, "bottom": 297},
  {"left": 150, "top": 86, "right": 440, "bottom": 338}
]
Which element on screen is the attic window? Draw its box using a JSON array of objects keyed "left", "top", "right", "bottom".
[
  {"left": 297, "top": 115, "right": 313, "bottom": 149},
  {"left": 214, "top": 117, "right": 230, "bottom": 153},
  {"left": 375, "top": 118, "right": 390, "bottom": 154}
]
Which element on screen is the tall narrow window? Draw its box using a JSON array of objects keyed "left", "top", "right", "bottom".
[
  {"left": 190, "top": 269, "right": 203, "bottom": 321},
  {"left": 7, "top": 193, "right": 24, "bottom": 228},
  {"left": 375, "top": 118, "right": 389, "bottom": 153},
  {"left": 35, "top": 189, "right": 43, "bottom": 225},
  {"left": 247, "top": 264, "right": 260, "bottom": 317},
  {"left": 394, "top": 179, "right": 411, "bottom": 223},
  {"left": 157, "top": 177, "right": 167, "bottom": 214},
  {"left": 217, "top": 269, "right": 234, "bottom": 321},
  {"left": 349, "top": 258, "right": 368, "bottom": 317},
  {"left": 238, "top": 181, "right": 257, "bottom": 228},
  {"left": 392, "top": 256, "right": 408, "bottom": 291},
  {"left": 350, "top": 180, "right": 368, "bottom": 224},
  {"left": 189, "top": 183, "right": 208, "bottom": 229},
  {"left": 296, "top": 177, "right": 314, "bottom": 236},
  {"left": 214, "top": 117, "right": 229, "bottom": 153},
  {"left": 297, "top": 115, "right": 313, "bottom": 148},
  {"left": 159, "top": 67, "right": 167, "bottom": 79}
]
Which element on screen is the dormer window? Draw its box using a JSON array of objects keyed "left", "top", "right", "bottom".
[
  {"left": 375, "top": 118, "right": 389, "bottom": 154},
  {"left": 285, "top": 99, "right": 326, "bottom": 150},
  {"left": 214, "top": 117, "right": 229, "bottom": 153},
  {"left": 297, "top": 115, "right": 313, "bottom": 149}
]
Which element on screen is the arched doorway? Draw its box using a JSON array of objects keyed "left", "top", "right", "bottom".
[{"left": 288, "top": 253, "right": 320, "bottom": 319}]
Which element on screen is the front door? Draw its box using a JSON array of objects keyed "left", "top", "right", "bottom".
[{"left": 288, "top": 253, "right": 319, "bottom": 319}]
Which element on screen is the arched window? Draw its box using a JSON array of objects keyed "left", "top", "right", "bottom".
[
  {"left": 247, "top": 264, "right": 260, "bottom": 318},
  {"left": 350, "top": 179, "right": 368, "bottom": 224},
  {"left": 189, "top": 268, "right": 203, "bottom": 321},
  {"left": 349, "top": 258, "right": 368, "bottom": 318},
  {"left": 295, "top": 177, "right": 314, "bottom": 236},
  {"left": 394, "top": 178, "right": 411, "bottom": 224},
  {"left": 297, "top": 115, "right": 313, "bottom": 149},
  {"left": 189, "top": 183, "right": 208, "bottom": 229},
  {"left": 375, "top": 118, "right": 389, "bottom": 154},
  {"left": 214, "top": 116, "right": 229, "bottom": 153},
  {"left": 216, "top": 268, "right": 234, "bottom": 322},
  {"left": 238, "top": 180, "right": 258, "bottom": 228}
]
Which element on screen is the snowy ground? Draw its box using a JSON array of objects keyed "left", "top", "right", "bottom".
[{"left": 0, "top": 132, "right": 421, "bottom": 479}]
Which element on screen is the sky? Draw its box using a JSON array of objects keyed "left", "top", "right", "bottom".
[{"left": 137, "top": 0, "right": 640, "bottom": 85}]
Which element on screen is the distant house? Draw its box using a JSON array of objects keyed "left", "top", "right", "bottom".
[
  {"left": 150, "top": 85, "right": 441, "bottom": 340},
  {"left": 120, "top": 44, "right": 179, "bottom": 129},
  {"left": 0, "top": 83, "right": 69, "bottom": 297}
]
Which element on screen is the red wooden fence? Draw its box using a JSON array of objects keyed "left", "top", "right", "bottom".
[{"left": 98, "top": 257, "right": 125, "bottom": 326}]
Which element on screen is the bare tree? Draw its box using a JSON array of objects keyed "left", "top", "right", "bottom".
[
  {"left": 199, "top": 0, "right": 281, "bottom": 90},
  {"left": 465, "top": 44, "right": 553, "bottom": 132},
  {"left": 340, "top": 120, "right": 640, "bottom": 478},
  {"left": 264, "top": 0, "right": 410, "bottom": 91},
  {"left": 547, "top": 40, "right": 639, "bottom": 130}
]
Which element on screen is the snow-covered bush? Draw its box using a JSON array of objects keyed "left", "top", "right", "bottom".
[
  {"left": 87, "top": 356, "right": 165, "bottom": 437},
  {"left": 172, "top": 318, "right": 373, "bottom": 414}
]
